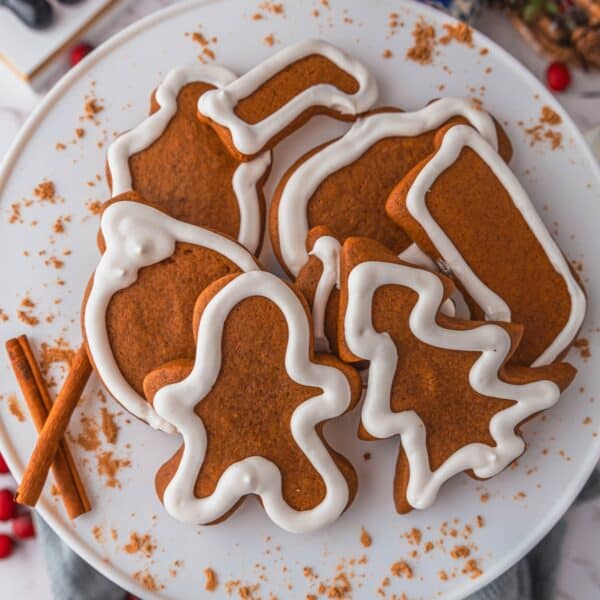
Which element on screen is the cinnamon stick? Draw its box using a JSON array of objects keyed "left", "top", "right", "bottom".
[{"left": 6, "top": 336, "right": 92, "bottom": 517}]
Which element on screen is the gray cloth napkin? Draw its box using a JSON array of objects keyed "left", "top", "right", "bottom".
[{"left": 36, "top": 469, "right": 600, "bottom": 599}]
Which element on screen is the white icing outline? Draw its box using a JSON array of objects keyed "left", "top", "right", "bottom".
[
  {"left": 84, "top": 201, "right": 260, "bottom": 432},
  {"left": 107, "top": 64, "right": 271, "bottom": 254},
  {"left": 405, "top": 125, "right": 586, "bottom": 366},
  {"left": 277, "top": 97, "right": 500, "bottom": 278},
  {"left": 307, "top": 237, "right": 466, "bottom": 352},
  {"left": 344, "top": 259, "right": 562, "bottom": 510},
  {"left": 153, "top": 271, "right": 354, "bottom": 533},
  {"left": 198, "top": 39, "right": 378, "bottom": 156}
]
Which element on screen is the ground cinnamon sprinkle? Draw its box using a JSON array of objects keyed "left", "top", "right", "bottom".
[
  {"left": 264, "top": 33, "right": 276, "bottom": 47},
  {"left": 202, "top": 47, "right": 216, "bottom": 60},
  {"left": 92, "top": 525, "right": 104, "bottom": 543},
  {"left": 406, "top": 527, "right": 422, "bottom": 545},
  {"left": 450, "top": 545, "right": 471, "bottom": 559},
  {"left": 39, "top": 339, "right": 75, "bottom": 376},
  {"left": 204, "top": 567, "right": 218, "bottom": 591},
  {"left": 462, "top": 558, "right": 483, "bottom": 579},
  {"left": 101, "top": 407, "right": 119, "bottom": 444},
  {"left": 34, "top": 180, "right": 56, "bottom": 202},
  {"left": 133, "top": 569, "right": 163, "bottom": 592},
  {"left": 97, "top": 451, "right": 131, "bottom": 488},
  {"left": 123, "top": 532, "right": 156, "bottom": 558},
  {"left": 406, "top": 19, "right": 436, "bottom": 65},
  {"left": 360, "top": 527, "right": 372, "bottom": 547},
  {"left": 439, "top": 22, "right": 473, "bottom": 47},
  {"left": 327, "top": 572, "right": 351, "bottom": 597},
  {"left": 390, "top": 560, "right": 413, "bottom": 579},
  {"left": 75, "top": 415, "right": 101, "bottom": 451},
  {"left": 17, "top": 296, "right": 39, "bottom": 326},
  {"left": 544, "top": 129, "right": 563, "bottom": 150},
  {"left": 7, "top": 395, "right": 25, "bottom": 422},
  {"left": 52, "top": 217, "right": 66, "bottom": 234},
  {"left": 75, "top": 127, "right": 85, "bottom": 138},
  {"left": 382, "top": 49, "right": 393, "bottom": 59},
  {"left": 259, "top": 1, "right": 284, "bottom": 14},
  {"left": 83, "top": 97, "right": 103, "bottom": 120},
  {"left": 0, "top": 309, "right": 8, "bottom": 322},
  {"left": 574, "top": 338, "right": 591, "bottom": 359},
  {"left": 540, "top": 106, "right": 562, "bottom": 125},
  {"left": 86, "top": 200, "right": 103, "bottom": 215}
]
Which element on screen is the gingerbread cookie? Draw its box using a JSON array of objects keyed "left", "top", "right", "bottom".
[
  {"left": 337, "top": 237, "right": 576, "bottom": 513},
  {"left": 144, "top": 270, "right": 361, "bottom": 532},
  {"left": 296, "top": 228, "right": 466, "bottom": 352},
  {"left": 270, "top": 97, "right": 511, "bottom": 279},
  {"left": 386, "top": 124, "right": 586, "bottom": 366},
  {"left": 197, "top": 39, "right": 378, "bottom": 161},
  {"left": 107, "top": 65, "right": 271, "bottom": 255},
  {"left": 82, "top": 193, "right": 260, "bottom": 432}
]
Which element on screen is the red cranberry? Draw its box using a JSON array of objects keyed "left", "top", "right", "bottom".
[
  {"left": 546, "top": 61, "right": 571, "bottom": 92},
  {"left": 0, "top": 453, "right": 9, "bottom": 474},
  {"left": 70, "top": 42, "right": 94, "bottom": 67},
  {"left": 0, "top": 489, "right": 16, "bottom": 521},
  {"left": 0, "top": 534, "right": 13, "bottom": 559},
  {"left": 12, "top": 514, "right": 35, "bottom": 539}
]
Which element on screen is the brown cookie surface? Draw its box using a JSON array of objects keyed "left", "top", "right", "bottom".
[
  {"left": 107, "top": 76, "right": 270, "bottom": 255},
  {"left": 144, "top": 271, "right": 361, "bottom": 530},
  {"left": 337, "top": 237, "right": 576, "bottom": 513},
  {"left": 386, "top": 124, "right": 586, "bottom": 366},
  {"left": 197, "top": 40, "right": 378, "bottom": 161},
  {"left": 82, "top": 194, "right": 260, "bottom": 429},
  {"left": 269, "top": 101, "right": 512, "bottom": 279}
]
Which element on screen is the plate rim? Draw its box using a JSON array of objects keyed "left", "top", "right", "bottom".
[{"left": 0, "top": 1, "right": 598, "bottom": 598}]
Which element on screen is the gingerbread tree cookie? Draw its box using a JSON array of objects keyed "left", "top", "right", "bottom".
[
  {"left": 107, "top": 64, "right": 271, "bottom": 255},
  {"left": 337, "top": 237, "right": 576, "bottom": 513},
  {"left": 144, "top": 271, "right": 361, "bottom": 532}
]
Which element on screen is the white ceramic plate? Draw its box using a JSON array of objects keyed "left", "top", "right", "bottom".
[{"left": 0, "top": 1, "right": 598, "bottom": 598}]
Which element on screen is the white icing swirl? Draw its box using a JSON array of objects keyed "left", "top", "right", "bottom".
[
  {"left": 198, "top": 39, "right": 378, "bottom": 156},
  {"left": 404, "top": 125, "right": 586, "bottom": 366},
  {"left": 344, "top": 259, "right": 562, "bottom": 510},
  {"left": 83, "top": 201, "right": 260, "bottom": 432},
  {"left": 106, "top": 64, "right": 271, "bottom": 254},
  {"left": 153, "top": 271, "right": 354, "bottom": 533}
]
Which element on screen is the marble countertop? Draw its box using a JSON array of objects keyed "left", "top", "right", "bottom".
[{"left": 0, "top": 1, "right": 598, "bottom": 598}]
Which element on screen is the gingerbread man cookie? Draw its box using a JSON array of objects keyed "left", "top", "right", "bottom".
[
  {"left": 386, "top": 124, "right": 586, "bottom": 366},
  {"left": 144, "top": 270, "right": 361, "bottom": 532},
  {"left": 107, "top": 64, "right": 271, "bottom": 255},
  {"left": 82, "top": 193, "right": 260, "bottom": 432},
  {"left": 197, "top": 39, "right": 378, "bottom": 161},
  {"left": 337, "top": 237, "right": 576, "bottom": 513}
]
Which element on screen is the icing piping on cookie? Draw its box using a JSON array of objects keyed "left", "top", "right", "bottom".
[
  {"left": 277, "top": 97, "right": 500, "bottom": 278},
  {"left": 198, "top": 39, "right": 378, "bottom": 155},
  {"left": 344, "top": 260, "right": 561, "bottom": 510},
  {"left": 84, "top": 201, "right": 260, "bottom": 432},
  {"left": 153, "top": 271, "right": 354, "bottom": 533},
  {"left": 405, "top": 125, "right": 586, "bottom": 366},
  {"left": 308, "top": 236, "right": 341, "bottom": 351},
  {"left": 397, "top": 244, "right": 470, "bottom": 319},
  {"left": 107, "top": 64, "right": 271, "bottom": 254}
]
